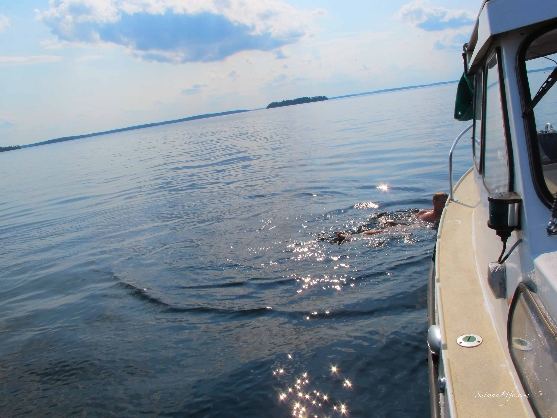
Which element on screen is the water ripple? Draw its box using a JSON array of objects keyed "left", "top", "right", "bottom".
[{"left": 0, "top": 84, "right": 469, "bottom": 417}]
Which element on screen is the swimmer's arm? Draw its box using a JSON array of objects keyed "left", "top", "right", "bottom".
[
  {"left": 417, "top": 209, "right": 431, "bottom": 216},
  {"left": 362, "top": 229, "right": 382, "bottom": 235}
]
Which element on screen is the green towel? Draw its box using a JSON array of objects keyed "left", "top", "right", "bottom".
[{"left": 454, "top": 72, "right": 474, "bottom": 121}]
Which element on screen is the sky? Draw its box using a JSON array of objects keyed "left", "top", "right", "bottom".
[{"left": 0, "top": 0, "right": 484, "bottom": 146}]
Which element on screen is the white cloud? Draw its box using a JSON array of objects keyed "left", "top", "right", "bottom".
[
  {"left": 35, "top": 0, "right": 327, "bottom": 63},
  {"left": 40, "top": 38, "right": 76, "bottom": 49},
  {"left": 76, "top": 55, "right": 104, "bottom": 61},
  {"left": 181, "top": 83, "right": 209, "bottom": 95},
  {"left": 228, "top": 70, "right": 239, "bottom": 81},
  {"left": 0, "top": 113, "right": 16, "bottom": 128},
  {"left": 0, "top": 55, "right": 63, "bottom": 67},
  {"left": 396, "top": 1, "right": 474, "bottom": 50},
  {"left": 433, "top": 31, "right": 471, "bottom": 51},
  {"left": 261, "top": 72, "right": 289, "bottom": 91},
  {"left": 274, "top": 49, "right": 287, "bottom": 59},
  {"left": 0, "top": 14, "right": 10, "bottom": 32},
  {"left": 397, "top": 0, "right": 474, "bottom": 31}
]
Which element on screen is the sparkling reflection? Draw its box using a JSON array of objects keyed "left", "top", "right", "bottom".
[
  {"left": 274, "top": 355, "right": 354, "bottom": 417},
  {"left": 292, "top": 272, "right": 358, "bottom": 294},
  {"left": 353, "top": 201, "right": 379, "bottom": 210}
]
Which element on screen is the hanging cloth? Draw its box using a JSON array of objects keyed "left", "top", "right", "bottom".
[{"left": 454, "top": 72, "right": 474, "bottom": 121}]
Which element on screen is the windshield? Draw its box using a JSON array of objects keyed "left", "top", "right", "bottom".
[{"left": 523, "top": 28, "right": 557, "bottom": 196}]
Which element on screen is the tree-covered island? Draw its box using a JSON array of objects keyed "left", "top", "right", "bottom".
[
  {"left": 266, "top": 96, "right": 328, "bottom": 109},
  {"left": 0, "top": 145, "right": 21, "bottom": 153}
]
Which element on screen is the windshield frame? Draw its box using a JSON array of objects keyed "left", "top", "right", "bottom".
[{"left": 517, "top": 22, "right": 557, "bottom": 208}]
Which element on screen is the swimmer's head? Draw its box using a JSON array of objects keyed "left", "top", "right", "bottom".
[{"left": 432, "top": 192, "right": 448, "bottom": 212}]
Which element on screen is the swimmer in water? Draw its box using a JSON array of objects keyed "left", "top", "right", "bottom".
[
  {"left": 333, "top": 192, "right": 448, "bottom": 242},
  {"left": 334, "top": 219, "right": 406, "bottom": 242},
  {"left": 416, "top": 192, "right": 448, "bottom": 224}
]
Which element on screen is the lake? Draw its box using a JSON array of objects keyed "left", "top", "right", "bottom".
[{"left": 0, "top": 83, "right": 471, "bottom": 417}]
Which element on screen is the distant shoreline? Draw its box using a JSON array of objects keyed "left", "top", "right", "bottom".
[
  {"left": 0, "top": 145, "right": 21, "bottom": 153},
  {"left": 329, "top": 80, "right": 458, "bottom": 100},
  {"left": 1, "top": 79, "right": 462, "bottom": 152},
  {"left": 19, "top": 110, "right": 250, "bottom": 150}
]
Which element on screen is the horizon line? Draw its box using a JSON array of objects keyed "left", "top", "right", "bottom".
[{"left": 14, "top": 78, "right": 460, "bottom": 149}]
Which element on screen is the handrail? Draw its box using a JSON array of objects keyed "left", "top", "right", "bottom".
[{"left": 449, "top": 123, "right": 473, "bottom": 201}]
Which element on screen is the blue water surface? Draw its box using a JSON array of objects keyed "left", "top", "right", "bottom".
[{"left": 0, "top": 84, "right": 471, "bottom": 417}]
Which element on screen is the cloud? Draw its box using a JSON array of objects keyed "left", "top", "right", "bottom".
[
  {"left": 0, "top": 55, "right": 63, "bottom": 67},
  {"left": 0, "top": 14, "right": 10, "bottom": 32},
  {"left": 181, "top": 83, "right": 209, "bottom": 95},
  {"left": 433, "top": 32, "right": 470, "bottom": 50},
  {"left": 228, "top": 70, "right": 239, "bottom": 81},
  {"left": 261, "top": 73, "right": 289, "bottom": 91},
  {"left": 397, "top": 0, "right": 474, "bottom": 31},
  {"left": 274, "top": 74, "right": 288, "bottom": 82},
  {"left": 0, "top": 115, "right": 16, "bottom": 128},
  {"left": 274, "top": 49, "right": 287, "bottom": 59},
  {"left": 36, "top": 0, "right": 326, "bottom": 63},
  {"left": 76, "top": 55, "right": 104, "bottom": 61}
]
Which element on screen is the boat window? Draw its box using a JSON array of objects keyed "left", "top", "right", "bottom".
[
  {"left": 483, "top": 51, "right": 510, "bottom": 192},
  {"left": 508, "top": 284, "right": 557, "bottom": 417},
  {"left": 473, "top": 70, "right": 484, "bottom": 173},
  {"left": 522, "top": 27, "right": 557, "bottom": 198}
]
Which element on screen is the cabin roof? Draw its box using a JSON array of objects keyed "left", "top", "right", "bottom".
[{"left": 467, "top": 0, "right": 557, "bottom": 72}]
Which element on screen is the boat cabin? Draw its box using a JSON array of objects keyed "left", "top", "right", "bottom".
[{"left": 430, "top": 1, "right": 557, "bottom": 417}]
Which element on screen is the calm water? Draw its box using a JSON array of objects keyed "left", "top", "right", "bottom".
[{"left": 0, "top": 84, "right": 471, "bottom": 417}]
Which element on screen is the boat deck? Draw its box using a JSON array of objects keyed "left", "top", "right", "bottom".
[{"left": 436, "top": 169, "right": 531, "bottom": 417}]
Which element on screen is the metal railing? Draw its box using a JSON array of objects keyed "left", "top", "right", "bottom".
[{"left": 449, "top": 123, "right": 473, "bottom": 201}]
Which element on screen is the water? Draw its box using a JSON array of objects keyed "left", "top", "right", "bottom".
[{"left": 0, "top": 84, "right": 471, "bottom": 417}]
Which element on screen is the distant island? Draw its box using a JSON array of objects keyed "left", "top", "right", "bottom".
[
  {"left": 267, "top": 96, "right": 328, "bottom": 109},
  {"left": 0, "top": 145, "right": 21, "bottom": 153}
]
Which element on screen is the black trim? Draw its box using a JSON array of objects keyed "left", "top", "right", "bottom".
[
  {"left": 482, "top": 48, "right": 514, "bottom": 193},
  {"left": 516, "top": 22, "right": 557, "bottom": 209},
  {"left": 481, "top": 61, "right": 488, "bottom": 177},
  {"left": 498, "top": 47, "right": 516, "bottom": 191},
  {"left": 508, "top": 284, "right": 557, "bottom": 418},
  {"left": 472, "top": 70, "right": 484, "bottom": 174},
  {"left": 522, "top": 67, "right": 557, "bottom": 116}
]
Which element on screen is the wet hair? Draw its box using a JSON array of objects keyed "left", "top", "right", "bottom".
[{"left": 432, "top": 192, "right": 448, "bottom": 202}]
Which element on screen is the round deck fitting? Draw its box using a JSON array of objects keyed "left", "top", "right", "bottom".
[{"left": 457, "top": 334, "right": 482, "bottom": 348}]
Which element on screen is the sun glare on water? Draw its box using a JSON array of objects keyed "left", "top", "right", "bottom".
[
  {"left": 273, "top": 357, "right": 352, "bottom": 417},
  {"left": 376, "top": 184, "right": 389, "bottom": 191}
]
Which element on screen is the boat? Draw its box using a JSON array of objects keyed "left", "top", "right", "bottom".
[{"left": 428, "top": 1, "right": 557, "bottom": 417}]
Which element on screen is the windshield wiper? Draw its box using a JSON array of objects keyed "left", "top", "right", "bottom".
[{"left": 523, "top": 67, "right": 557, "bottom": 117}]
